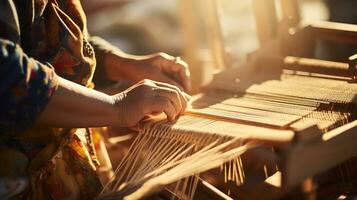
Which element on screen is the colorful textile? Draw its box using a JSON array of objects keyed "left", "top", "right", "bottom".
[
  {"left": 0, "top": 0, "right": 115, "bottom": 199},
  {"left": 0, "top": 39, "right": 58, "bottom": 135}
]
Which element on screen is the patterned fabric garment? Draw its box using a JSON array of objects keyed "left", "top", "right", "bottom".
[{"left": 0, "top": 0, "right": 117, "bottom": 199}]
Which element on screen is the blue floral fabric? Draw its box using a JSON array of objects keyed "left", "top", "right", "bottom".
[
  {"left": 0, "top": 0, "right": 114, "bottom": 199},
  {"left": 0, "top": 39, "right": 58, "bottom": 135}
]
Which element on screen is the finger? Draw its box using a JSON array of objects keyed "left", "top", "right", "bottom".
[
  {"left": 151, "top": 81, "right": 189, "bottom": 114},
  {"left": 173, "top": 58, "right": 191, "bottom": 92},
  {"left": 154, "top": 87, "right": 182, "bottom": 115},
  {"left": 138, "top": 78, "right": 189, "bottom": 107},
  {"left": 169, "top": 69, "right": 192, "bottom": 92},
  {"left": 155, "top": 75, "right": 185, "bottom": 92},
  {"left": 150, "top": 96, "right": 177, "bottom": 121},
  {"left": 160, "top": 57, "right": 191, "bottom": 92},
  {"left": 174, "top": 64, "right": 191, "bottom": 92},
  {"left": 152, "top": 80, "right": 191, "bottom": 102},
  {"left": 153, "top": 82, "right": 190, "bottom": 114}
]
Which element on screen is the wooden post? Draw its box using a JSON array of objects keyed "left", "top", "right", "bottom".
[
  {"left": 252, "top": 0, "right": 278, "bottom": 46},
  {"left": 179, "top": 0, "right": 227, "bottom": 92},
  {"left": 280, "top": 0, "right": 301, "bottom": 26},
  {"left": 178, "top": 0, "right": 211, "bottom": 93},
  {"left": 200, "top": 0, "right": 227, "bottom": 71}
]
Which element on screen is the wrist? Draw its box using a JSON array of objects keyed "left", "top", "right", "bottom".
[
  {"left": 104, "top": 52, "right": 147, "bottom": 81},
  {"left": 111, "top": 92, "right": 127, "bottom": 127}
]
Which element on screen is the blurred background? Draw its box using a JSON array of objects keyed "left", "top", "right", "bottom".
[{"left": 82, "top": 0, "right": 357, "bottom": 90}]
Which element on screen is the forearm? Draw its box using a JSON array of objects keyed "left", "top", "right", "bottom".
[
  {"left": 89, "top": 36, "right": 146, "bottom": 81},
  {"left": 104, "top": 51, "right": 145, "bottom": 81},
  {"left": 36, "top": 77, "right": 119, "bottom": 128},
  {"left": 89, "top": 36, "right": 190, "bottom": 91}
]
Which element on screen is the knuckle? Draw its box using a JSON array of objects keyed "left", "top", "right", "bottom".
[
  {"left": 181, "top": 61, "right": 189, "bottom": 68},
  {"left": 157, "top": 52, "right": 175, "bottom": 61},
  {"left": 171, "top": 88, "right": 179, "bottom": 95},
  {"left": 157, "top": 52, "right": 167, "bottom": 58},
  {"left": 143, "top": 79, "right": 156, "bottom": 87},
  {"left": 138, "top": 79, "right": 146, "bottom": 84},
  {"left": 172, "top": 85, "right": 180, "bottom": 91},
  {"left": 150, "top": 53, "right": 164, "bottom": 62},
  {"left": 141, "top": 83, "right": 151, "bottom": 90},
  {"left": 142, "top": 79, "right": 150, "bottom": 84}
]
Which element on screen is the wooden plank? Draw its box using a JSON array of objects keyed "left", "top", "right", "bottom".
[
  {"left": 309, "top": 21, "right": 357, "bottom": 45},
  {"left": 281, "top": 120, "right": 357, "bottom": 188},
  {"left": 293, "top": 123, "right": 322, "bottom": 143}
]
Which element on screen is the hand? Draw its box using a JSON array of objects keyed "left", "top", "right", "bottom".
[
  {"left": 133, "top": 53, "right": 191, "bottom": 92},
  {"left": 114, "top": 79, "right": 190, "bottom": 128},
  {"left": 106, "top": 52, "right": 191, "bottom": 92}
]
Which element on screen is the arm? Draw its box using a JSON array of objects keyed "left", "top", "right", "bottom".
[
  {"left": 0, "top": 1, "right": 189, "bottom": 134},
  {"left": 89, "top": 36, "right": 191, "bottom": 92},
  {"left": 37, "top": 78, "right": 190, "bottom": 128},
  {"left": 0, "top": 38, "right": 188, "bottom": 134},
  {"left": 36, "top": 76, "right": 118, "bottom": 128}
]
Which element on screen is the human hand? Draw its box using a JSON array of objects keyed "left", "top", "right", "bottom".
[
  {"left": 135, "top": 53, "right": 191, "bottom": 92},
  {"left": 107, "top": 52, "right": 191, "bottom": 92},
  {"left": 113, "top": 79, "right": 190, "bottom": 128}
]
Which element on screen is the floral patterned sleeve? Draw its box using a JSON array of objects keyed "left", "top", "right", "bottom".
[
  {"left": 0, "top": 39, "right": 59, "bottom": 134},
  {"left": 0, "top": 1, "right": 58, "bottom": 134}
]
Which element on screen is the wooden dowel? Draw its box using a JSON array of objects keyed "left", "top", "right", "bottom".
[
  {"left": 256, "top": 55, "right": 354, "bottom": 78},
  {"left": 194, "top": 178, "right": 233, "bottom": 200}
]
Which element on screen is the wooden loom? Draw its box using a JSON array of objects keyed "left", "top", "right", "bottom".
[{"left": 98, "top": 1, "right": 357, "bottom": 199}]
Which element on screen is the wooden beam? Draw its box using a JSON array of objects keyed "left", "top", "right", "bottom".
[
  {"left": 309, "top": 21, "right": 357, "bottom": 45},
  {"left": 252, "top": 0, "right": 278, "bottom": 46},
  {"left": 178, "top": 0, "right": 202, "bottom": 93},
  {"left": 200, "top": 0, "right": 227, "bottom": 70},
  {"left": 282, "top": 120, "right": 357, "bottom": 188}
]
